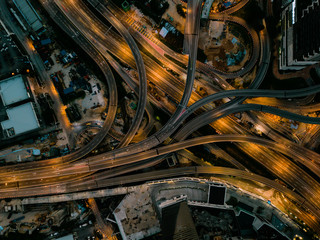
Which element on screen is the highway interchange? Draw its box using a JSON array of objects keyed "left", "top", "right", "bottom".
[{"left": 1, "top": 0, "right": 320, "bottom": 234}]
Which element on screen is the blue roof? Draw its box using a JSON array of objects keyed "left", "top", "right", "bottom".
[
  {"left": 231, "top": 37, "right": 238, "bottom": 44},
  {"left": 223, "top": 2, "right": 232, "bottom": 8},
  {"left": 227, "top": 58, "right": 235, "bottom": 66},
  {"left": 63, "top": 87, "right": 74, "bottom": 95},
  {"left": 33, "top": 149, "right": 41, "bottom": 155},
  {"left": 60, "top": 49, "right": 67, "bottom": 56},
  {"left": 41, "top": 38, "right": 52, "bottom": 45}
]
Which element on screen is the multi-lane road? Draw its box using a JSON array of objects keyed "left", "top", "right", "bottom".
[
  {"left": 0, "top": 86, "right": 319, "bottom": 183},
  {"left": 1, "top": 0, "right": 320, "bottom": 233},
  {"left": 86, "top": 0, "right": 147, "bottom": 148}
]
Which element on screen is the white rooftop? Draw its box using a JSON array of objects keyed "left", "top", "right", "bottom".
[
  {"left": 1, "top": 102, "right": 39, "bottom": 135},
  {"left": 56, "top": 234, "right": 74, "bottom": 240},
  {"left": 159, "top": 27, "right": 169, "bottom": 38},
  {"left": 0, "top": 75, "right": 29, "bottom": 106}
]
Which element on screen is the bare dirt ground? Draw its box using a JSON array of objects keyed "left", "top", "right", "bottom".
[
  {"left": 162, "top": 0, "right": 186, "bottom": 33},
  {"left": 200, "top": 21, "right": 251, "bottom": 72}
]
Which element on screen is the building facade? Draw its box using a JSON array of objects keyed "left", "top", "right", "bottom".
[{"left": 279, "top": 0, "right": 320, "bottom": 70}]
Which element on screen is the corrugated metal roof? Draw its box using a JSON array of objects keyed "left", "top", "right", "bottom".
[{"left": 12, "top": 0, "right": 43, "bottom": 32}]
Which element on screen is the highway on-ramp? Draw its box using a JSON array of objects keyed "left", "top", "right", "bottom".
[
  {"left": 86, "top": 0, "right": 147, "bottom": 148},
  {"left": 1, "top": 0, "right": 320, "bottom": 233}
]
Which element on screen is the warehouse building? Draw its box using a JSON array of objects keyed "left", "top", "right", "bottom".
[
  {"left": 12, "top": 0, "right": 43, "bottom": 33},
  {"left": 0, "top": 75, "right": 40, "bottom": 138}
]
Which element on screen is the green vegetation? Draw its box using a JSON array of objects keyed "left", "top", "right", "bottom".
[
  {"left": 197, "top": 48, "right": 207, "bottom": 63},
  {"left": 150, "top": 102, "right": 170, "bottom": 125},
  {"left": 256, "top": 206, "right": 265, "bottom": 214},
  {"left": 271, "top": 77, "right": 308, "bottom": 90},
  {"left": 232, "top": 0, "right": 264, "bottom": 31},
  {"left": 127, "top": 0, "right": 169, "bottom": 23},
  {"left": 226, "top": 196, "right": 238, "bottom": 207},
  {"left": 228, "top": 22, "right": 251, "bottom": 50}
]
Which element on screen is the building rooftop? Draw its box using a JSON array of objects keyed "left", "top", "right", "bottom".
[
  {"left": 0, "top": 75, "right": 39, "bottom": 138},
  {"left": 296, "top": 0, "right": 314, "bottom": 18},
  {"left": 12, "top": 0, "right": 43, "bottom": 32},
  {"left": 237, "top": 201, "right": 254, "bottom": 213},
  {"left": 294, "top": 1, "right": 320, "bottom": 60},
  {"left": 208, "top": 185, "right": 226, "bottom": 205},
  {"left": 159, "top": 27, "right": 169, "bottom": 38},
  {"left": 0, "top": 95, "right": 7, "bottom": 122},
  {"left": 111, "top": 178, "right": 302, "bottom": 240},
  {"left": 237, "top": 210, "right": 256, "bottom": 236},
  {"left": 0, "top": 75, "right": 29, "bottom": 106},
  {"left": 161, "top": 201, "right": 199, "bottom": 240},
  {"left": 56, "top": 234, "right": 74, "bottom": 240},
  {"left": 113, "top": 185, "right": 161, "bottom": 240},
  {"left": 1, "top": 102, "right": 39, "bottom": 136}
]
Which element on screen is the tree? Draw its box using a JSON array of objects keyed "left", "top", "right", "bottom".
[
  {"left": 176, "top": 4, "right": 186, "bottom": 18},
  {"left": 226, "top": 196, "right": 238, "bottom": 207}
]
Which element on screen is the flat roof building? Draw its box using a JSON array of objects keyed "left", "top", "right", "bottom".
[
  {"left": 1, "top": 103, "right": 39, "bottom": 137},
  {"left": 0, "top": 75, "right": 40, "bottom": 138},
  {"left": 0, "top": 75, "right": 30, "bottom": 106},
  {"left": 279, "top": 0, "right": 320, "bottom": 70},
  {"left": 56, "top": 234, "right": 74, "bottom": 240},
  {"left": 159, "top": 27, "right": 169, "bottom": 38},
  {"left": 12, "top": 0, "right": 43, "bottom": 32}
]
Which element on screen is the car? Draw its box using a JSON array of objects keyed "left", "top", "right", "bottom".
[{"left": 80, "top": 223, "right": 88, "bottom": 228}]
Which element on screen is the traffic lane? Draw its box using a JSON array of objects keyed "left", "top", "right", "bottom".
[
  {"left": 2, "top": 166, "right": 319, "bottom": 232},
  {"left": 0, "top": 85, "right": 319, "bottom": 175},
  {"left": 1, "top": 133, "right": 320, "bottom": 190},
  {"left": 87, "top": 0, "right": 147, "bottom": 147},
  {"left": 175, "top": 103, "right": 320, "bottom": 141}
]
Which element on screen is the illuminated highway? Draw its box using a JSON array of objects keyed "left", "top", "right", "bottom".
[
  {"left": 87, "top": 0, "right": 147, "bottom": 148},
  {"left": 0, "top": 0, "right": 314, "bottom": 188},
  {"left": 0, "top": 0, "right": 118, "bottom": 164},
  {"left": 1, "top": 0, "right": 320, "bottom": 234},
  {"left": 0, "top": 0, "right": 77, "bottom": 147},
  {"left": 0, "top": 86, "right": 319, "bottom": 182},
  {"left": 0, "top": 164, "right": 319, "bottom": 231},
  {"left": 207, "top": 14, "right": 260, "bottom": 78},
  {"left": 44, "top": 2, "right": 119, "bottom": 163}
]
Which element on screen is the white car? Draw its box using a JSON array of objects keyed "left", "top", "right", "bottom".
[{"left": 79, "top": 223, "right": 88, "bottom": 228}]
